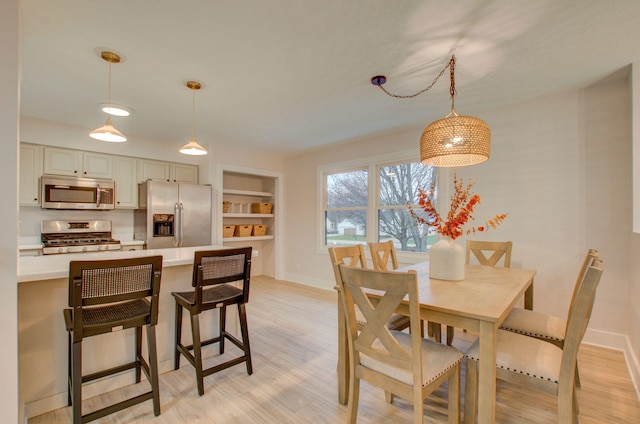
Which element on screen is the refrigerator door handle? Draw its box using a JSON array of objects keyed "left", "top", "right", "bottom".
[
  {"left": 174, "top": 202, "right": 180, "bottom": 247},
  {"left": 179, "top": 203, "right": 185, "bottom": 246}
]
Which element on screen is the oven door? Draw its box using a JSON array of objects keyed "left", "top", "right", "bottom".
[{"left": 41, "top": 175, "right": 115, "bottom": 210}]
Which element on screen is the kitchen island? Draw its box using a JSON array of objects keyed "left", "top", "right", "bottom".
[{"left": 18, "top": 245, "right": 236, "bottom": 419}]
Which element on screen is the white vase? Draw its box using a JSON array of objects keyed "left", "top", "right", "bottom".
[{"left": 429, "top": 236, "right": 465, "bottom": 281}]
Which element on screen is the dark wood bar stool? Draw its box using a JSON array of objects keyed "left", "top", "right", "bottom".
[
  {"left": 172, "top": 247, "right": 253, "bottom": 396},
  {"left": 63, "top": 256, "right": 163, "bottom": 424}
]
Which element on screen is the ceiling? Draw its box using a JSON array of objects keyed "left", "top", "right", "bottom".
[{"left": 19, "top": 1, "right": 640, "bottom": 156}]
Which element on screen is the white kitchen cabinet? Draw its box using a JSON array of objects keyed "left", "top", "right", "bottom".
[
  {"left": 43, "top": 147, "right": 112, "bottom": 179},
  {"left": 171, "top": 163, "right": 198, "bottom": 184},
  {"left": 19, "top": 143, "right": 43, "bottom": 206},
  {"left": 137, "top": 159, "right": 171, "bottom": 182},
  {"left": 137, "top": 159, "right": 198, "bottom": 184},
  {"left": 113, "top": 156, "right": 138, "bottom": 208}
]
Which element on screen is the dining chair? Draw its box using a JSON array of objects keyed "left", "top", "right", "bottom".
[
  {"left": 463, "top": 257, "right": 604, "bottom": 424},
  {"left": 499, "top": 248, "right": 599, "bottom": 387},
  {"left": 329, "top": 245, "right": 410, "bottom": 332},
  {"left": 337, "top": 263, "right": 462, "bottom": 424},
  {"left": 172, "top": 247, "right": 253, "bottom": 396},
  {"left": 433, "top": 240, "right": 513, "bottom": 346},
  {"left": 369, "top": 240, "right": 425, "bottom": 337},
  {"left": 63, "top": 255, "right": 163, "bottom": 424}
]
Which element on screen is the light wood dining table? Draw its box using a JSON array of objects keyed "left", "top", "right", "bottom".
[{"left": 336, "top": 261, "right": 536, "bottom": 424}]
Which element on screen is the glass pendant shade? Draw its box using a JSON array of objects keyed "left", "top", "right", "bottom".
[
  {"left": 89, "top": 117, "right": 127, "bottom": 142},
  {"left": 179, "top": 135, "right": 207, "bottom": 155},
  {"left": 99, "top": 102, "right": 131, "bottom": 117},
  {"left": 420, "top": 110, "right": 490, "bottom": 167}
]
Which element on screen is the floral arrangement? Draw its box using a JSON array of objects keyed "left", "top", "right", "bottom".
[{"left": 407, "top": 173, "right": 507, "bottom": 240}]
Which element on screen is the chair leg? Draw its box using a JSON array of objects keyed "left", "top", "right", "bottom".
[
  {"left": 238, "top": 303, "right": 253, "bottom": 375},
  {"left": 174, "top": 303, "right": 183, "bottom": 370},
  {"left": 448, "top": 365, "right": 460, "bottom": 424},
  {"left": 557, "top": 382, "right": 574, "bottom": 424},
  {"left": 346, "top": 374, "right": 360, "bottom": 424},
  {"left": 446, "top": 325, "right": 455, "bottom": 346},
  {"left": 190, "top": 313, "right": 205, "bottom": 396},
  {"left": 135, "top": 326, "right": 142, "bottom": 383},
  {"left": 67, "top": 331, "right": 72, "bottom": 406},
  {"left": 146, "top": 325, "right": 161, "bottom": 416},
  {"left": 219, "top": 305, "right": 226, "bottom": 354},
  {"left": 384, "top": 390, "right": 394, "bottom": 404},
  {"left": 463, "top": 359, "right": 478, "bottom": 424},
  {"left": 413, "top": 385, "right": 424, "bottom": 424},
  {"left": 71, "top": 340, "right": 82, "bottom": 424}
]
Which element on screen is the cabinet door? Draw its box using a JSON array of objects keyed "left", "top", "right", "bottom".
[
  {"left": 82, "top": 151, "right": 113, "bottom": 179},
  {"left": 137, "top": 159, "right": 170, "bottom": 182},
  {"left": 19, "top": 143, "right": 43, "bottom": 206},
  {"left": 171, "top": 163, "right": 199, "bottom": 184},
  {"left": 43, "top": 147, "right": 81, "bottom": 176},
  {"left": 114, "top": 156, "right": 138, "bottom": 208}
]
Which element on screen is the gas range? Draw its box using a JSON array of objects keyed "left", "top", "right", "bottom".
[{"left": 41, "top": 220, "right": 121, "bottom": 255}]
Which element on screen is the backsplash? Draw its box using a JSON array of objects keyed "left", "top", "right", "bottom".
[{"left": 19, "top": 207, "right": 134, "bottom": 239}]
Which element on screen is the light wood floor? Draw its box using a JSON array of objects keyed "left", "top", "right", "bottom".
[{"left": 30, "top": 276, "right": 640, "bottom": 423}]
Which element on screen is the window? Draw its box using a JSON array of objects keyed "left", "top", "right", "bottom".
[{"left": 320, "top": 154, "right": 436, "bottom": 254}]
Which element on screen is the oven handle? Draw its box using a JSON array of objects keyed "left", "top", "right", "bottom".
[{"left": 96, "top": 184, "right": 101, "bottom": 208}]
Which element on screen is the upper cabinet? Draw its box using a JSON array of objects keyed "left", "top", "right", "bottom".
[
  {"left": 43, "top": 147, "right": 112, "bottom": 179},
  {"left": 113, "top": 156, "right": 138, "bottom": 209},
  {"left": 138, "top": 159, "right": 198, "bottom": 184},
  {"left": 19, "top": 143, "right": 43, "bottom": 206}
]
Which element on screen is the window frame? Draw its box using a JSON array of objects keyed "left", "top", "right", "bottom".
[{"left": 317, "top": 150, "right": 435, "bottom": 264}]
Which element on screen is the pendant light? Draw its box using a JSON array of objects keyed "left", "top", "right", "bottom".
[
  {"left": 372, "top": 55, "right": 490, "bottom": 167},
  {"left": 179, "top": 81, "right": 208, "bottom": 155},
  {"left": 89, "top": 51, "right": 127, "bottom": 142}
]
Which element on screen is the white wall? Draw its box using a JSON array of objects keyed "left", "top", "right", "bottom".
[
  {"left": 2, "top": 0, "right": 20, "bottom": 422},
  {"left": 282, "top": 74, "right": 635, "bottom": 367}
]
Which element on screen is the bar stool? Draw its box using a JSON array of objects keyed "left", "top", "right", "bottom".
[
  {"left": 172, "top": 247, "right": 253, "bottom": 396},
  {"left": 63, "top": 256, "right": 163, "bottom": 424}
]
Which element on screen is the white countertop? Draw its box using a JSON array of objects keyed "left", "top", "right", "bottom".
[{"left": 18, "top": 245, "right": 230, "bottom": 283}]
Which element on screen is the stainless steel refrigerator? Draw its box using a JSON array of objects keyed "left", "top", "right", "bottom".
[{"left": 134, "top": 180, "right": 212, "bottom": 249}]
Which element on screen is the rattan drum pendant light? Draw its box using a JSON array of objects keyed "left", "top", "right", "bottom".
[
  {"left": 179, "top": 81, "right": 208, "bottom": 156},
  {"left": 90, "top": 51, "right": 127, "bottom": 142},
  {"left": 372, "top": 56, "right": 490, "bottom": 167}
]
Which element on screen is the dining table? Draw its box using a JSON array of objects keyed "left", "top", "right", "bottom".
[{"left": 336, "top": 261, "right": 536, "bottom": 424}]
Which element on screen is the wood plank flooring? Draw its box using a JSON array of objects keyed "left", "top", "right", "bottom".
[{"left": 30, "top": 276, "right": 640, "bottom": 423}]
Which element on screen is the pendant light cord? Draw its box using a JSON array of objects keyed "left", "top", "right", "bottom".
[
  {"left": 191, "top": 87, "right": 196, "bottom": 137},
  {"left": 373, "top": 55, "right": 456, "bottom": 100}
]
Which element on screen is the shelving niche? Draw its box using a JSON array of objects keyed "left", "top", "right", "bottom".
[{"left": 217, "top": 165, "right": 282, "bottom": 279}]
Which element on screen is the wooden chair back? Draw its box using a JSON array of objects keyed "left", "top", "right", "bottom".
[
  {"left": 68, "top": 256, "right": 163, "bottom": 338},
  {"left": 328, "top": 245, "right": 368, "bottom": 286},
  {"left": 368, "top": 240, "right": 399, "bottom": 271},
  {"left": 337, "top": 264, "right": 423, "bottom": 384},
  {"left": 566, "top": 249, "right": 599, "bottom": 322},
  {"left": 560, "top": 258, "right": 603, "bottom": 387},
  {"left": 192, "top": 247, "right": 252, "bottom": 308},
  {"left": 466, "top": 240, "right": 512, "bottom": 268}
]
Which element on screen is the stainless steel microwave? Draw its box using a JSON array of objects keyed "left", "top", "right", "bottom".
[{"left": 41, "top": 175, "right": 115, "bottom": 210}]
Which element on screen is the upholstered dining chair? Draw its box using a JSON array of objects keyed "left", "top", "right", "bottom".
[
  {"left": 499, "top": 248, "right": 599, "bottom": 387},
  {"left": 329, "top": 245, "right": 410, "bottom": 333},
  {"left": 172, "top": 247, "right": 253, "bottom": 396},
  {"left": 433, "top": 240, "right": 513, "bottom": 346},
  {"left": 369, "top": 240, "right": 425, "bottom": 337},
  {"left": 463, "top": 258, "right": 604, "bottom": 424},
  {"left": 64, "top": 256, "right": 163, "bottom": 424},
  {"left": 337, "top": 264, "right": 462, "bottom": 424}
]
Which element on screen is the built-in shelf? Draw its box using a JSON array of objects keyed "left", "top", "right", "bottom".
[
  {"left": 223, "top": 213, "right": 274, "bottom": 218},
  {"left": 223, "top": 236, "right": 274, "bottom": 242},
  {"left": 222, "top": 188, "right": 273, "bottom": 197}
]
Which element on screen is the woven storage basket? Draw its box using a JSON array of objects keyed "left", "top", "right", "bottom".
[
  {"left": 222, "top": 201, "right": 231, "bottom": 213},
  {"left": 252, "top": 224, "right": 266, "bottom": 236},
  {"left": 222, "top": 225, "right": 235, "bottom": 238},
  {"left": 251, "top": 202, "right": 273, "bottom": 214},
  {"left": 234, "top": 224, "right": 253, "bottom": 237}
]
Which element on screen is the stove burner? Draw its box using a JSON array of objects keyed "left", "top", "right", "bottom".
[{"left": 41, "top": 220, "right": 121, "bottom": 254}]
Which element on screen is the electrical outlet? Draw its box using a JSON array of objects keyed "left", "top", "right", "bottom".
[{"left": 252, "top": 250, "right": 259, "bottom": 257}]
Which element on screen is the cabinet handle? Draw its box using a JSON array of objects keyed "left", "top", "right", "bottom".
[
  {"left": 33, "top": 198, "right": 37, "bottom": 201},
  {"left": 74, "top": 170, "right": 78, "bottom": 174},
  {"left": 84, "top": 171, "right": 87, "bottom": 174}
]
